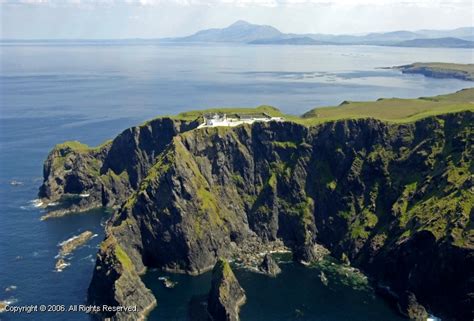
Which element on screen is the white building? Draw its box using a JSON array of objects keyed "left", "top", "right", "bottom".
[{"left": 197, "top": 112, "right": 284, "bottom": 129}]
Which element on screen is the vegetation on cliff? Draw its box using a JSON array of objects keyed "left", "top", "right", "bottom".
[
  {"left": 40, "top": 88, "right": 474, "bottom": 321},
  {"left": 208, "top": 259, "right": 246, "bottom": 321}
]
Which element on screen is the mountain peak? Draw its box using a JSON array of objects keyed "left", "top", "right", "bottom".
[{"left": 230, "top": 20, "right": 253, "bottom": 27}]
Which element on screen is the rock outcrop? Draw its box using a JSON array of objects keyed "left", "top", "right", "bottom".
[
  {"left": 87, "top": 234, "right": 156, "bottom": 321},
  {"left": 398, "top": 292, "right": 428, "bottom": 321},
  {"left": 39, "top": 117, "right": 199, "bottom": 219},
  {"left": 258, "top": 254, "right": 281, "bottom": 276},
  {"left": 41, "top": 110, "right": 474, "bottom": 321},
  {"left": 55, "top": 231, "right": 94, "bottom": 272},
  {"left": 207, "top": 259, "right": 246, "bottom": 321}
]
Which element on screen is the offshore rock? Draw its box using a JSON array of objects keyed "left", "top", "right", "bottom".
[
  {"left": 258, "top": 254, "right": 281, "bottom": 276},
  {"left": 398, "top": 292, "right": 428, "bottom": 321},
  {"left": 207, "top": 259, "right": 246, "bottom": 321},
  {"left": 58, "top": 231, "right": 94, "bottom": 257},
  {"left": 55, "top": 231, "right": 94, "bottom": 272}
]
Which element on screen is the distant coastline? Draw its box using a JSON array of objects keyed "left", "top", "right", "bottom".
[
  {"left": 393, "top": 63, "right": 474, "bottom": 81},
  {"left": 2, "top": 21, "right": 473, "bottom": 49}
]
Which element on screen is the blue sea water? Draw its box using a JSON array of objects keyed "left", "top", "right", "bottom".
[{"left": 0, "top": 43, "right": 472, "bottom": 321}]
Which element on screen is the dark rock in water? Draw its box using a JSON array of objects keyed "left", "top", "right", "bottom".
[
  {"left": 319, "top": 271, "right": 328, "bottom": 286},
  {"left": 55, "top": 258, "right": 69, "bottom": 272},
  {"left": 207, "top": 259, "right": 246, "bottom": 321},
  {"left": 258, "top": 254, "right": 281, "bottom": 276},
  {"left": 398, "top": 292, "right": 428, "bottom": 321}
]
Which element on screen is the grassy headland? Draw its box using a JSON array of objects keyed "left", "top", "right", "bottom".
[
  {"left": 394, "top": 63, "right": 474, "bottom": 81},
  {"left": 170, "top": 88, "right": 474, "bottom": 126},
  {"left": 59, "top": 88, "right": 474, "bottom": 152}
]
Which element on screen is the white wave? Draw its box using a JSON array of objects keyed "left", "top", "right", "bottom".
[
  {"left": 20, "top": 199, "right": 45, "bottom": 211},
  {"left": 55, "top": 261, "right": 70, "bottom": 272},
  {"left": 32, "top": 250, "right": 50, "bottom": 258},
  {"left": 4, "top": 285, "right": 17, "bottom": 292},
  {"left": 31, "top": 199, "right": 44, "bottom": 208},
  {"left": 0, "top": 297, "right": 18, "bottom": 312},
  {"left": 58, "top": 234, "right": 81, "bottom": 247},
  {"left": 46, "top": 202, "right": 59, "bottom": 207},
  {"left": 10, "top": 180, "right": 23, "bottom": 186},
  {"left": 80, "top": 254, "right": 93, "bottom": 261},
  {"left": 6, "top": 298, "right": 18, "bottom": 305}
]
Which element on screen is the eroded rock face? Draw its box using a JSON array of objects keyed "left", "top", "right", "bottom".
[
  {"left": 39, "top": 117, "right": 199, "bottom": 218},
  {"left": 258, "top": 254, "right": 281, "bottom": 277},
  {"left": 398, "top": 292, "right": 428, "bottom": 321},
  {"left": 207, "top": 259, "right": 246, "bottom": 321},
  {"left": 42, "top": 112, "right": 474, "bottom": 321},
  {"left": 87, "top": 234, "right": 156, "bottom": 321}
]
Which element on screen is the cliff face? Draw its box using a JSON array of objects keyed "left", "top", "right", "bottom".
[
  {"left": 41, "top": 111, "right": 473, "bottom": 320},
  {"left": 39, "top": 117, "right": 199, "bottom": 217},
  {"left": 207, "top": 259, "right": 246, "bottom": 321}
]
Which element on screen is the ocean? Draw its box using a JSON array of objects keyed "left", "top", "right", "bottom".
[{"left": 0, "top": 42, "right": 471, "bottom": 320}]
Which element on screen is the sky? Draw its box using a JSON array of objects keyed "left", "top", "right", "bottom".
[{"left": 0, "top": 0, "right": 473, "bottom": 39}]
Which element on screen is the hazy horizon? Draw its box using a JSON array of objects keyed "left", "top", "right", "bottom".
[
  {"left": 1, "top": 0, "right": 473, "bottom": 40},
  {"left": 0, "top": 20, "right": 473, "bottom": 41}
]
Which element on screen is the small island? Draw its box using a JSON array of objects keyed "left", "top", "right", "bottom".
[
  {"left": 394, "top": 62, "right": 474, "bottom": 81},
  {"left": 55, "top": 231, "right": 94, "bottom": 272}
]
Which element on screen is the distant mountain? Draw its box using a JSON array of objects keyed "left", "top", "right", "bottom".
[
  {"left": 170, "top": 20, "right": 283, "bottom": 43},
  {"left": 416, "top": 27, "right": 474, "bottom": 41},
  {"left": 393, "top": 37, "right": 474, "bottom": 48},
  {"left": 166, "top": 20, "right": 474, "bottom": 48},
  {"left": 359, "top": 30, "right": 421, "bottom": 42},
  {"left": 249, "top": 37, "right": 331, "bottom": 45}
]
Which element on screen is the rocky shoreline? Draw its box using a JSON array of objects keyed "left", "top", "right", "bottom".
[
  {"left": 39, "top": 107, "right": 474, "bottom": 321},
  {"left": 230, "top": 236, "right": 290, "bottom": 269}
]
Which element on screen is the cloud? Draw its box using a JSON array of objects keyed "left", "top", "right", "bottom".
[{"left": 2, "top": 0, "right": 472, "bottom": 7}]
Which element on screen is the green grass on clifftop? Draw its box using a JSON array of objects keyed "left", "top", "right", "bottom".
[
  {"left": 53, "top": 139, "right": 112, "bottom": 152},
  {"left": 159, "top": 88, "right": 474, "bottom": 126},
  {"left": 300, "top": 88, "right": 474, "bottom": 124},
  {"left": 172, "top": 105, "right": 284, "bottom": 121}
]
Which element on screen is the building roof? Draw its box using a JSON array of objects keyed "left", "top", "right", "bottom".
[{"left": 235, "top": 113, "right": 269, "bottom": 120}]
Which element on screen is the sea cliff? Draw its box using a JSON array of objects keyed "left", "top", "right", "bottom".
[{"left": 39, "top": 94, "right": 474, "bottom": 321}]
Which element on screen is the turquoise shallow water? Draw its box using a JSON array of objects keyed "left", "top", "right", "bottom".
[{"left": 0, "top": 43, "right": 471, "bottom": 320}]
